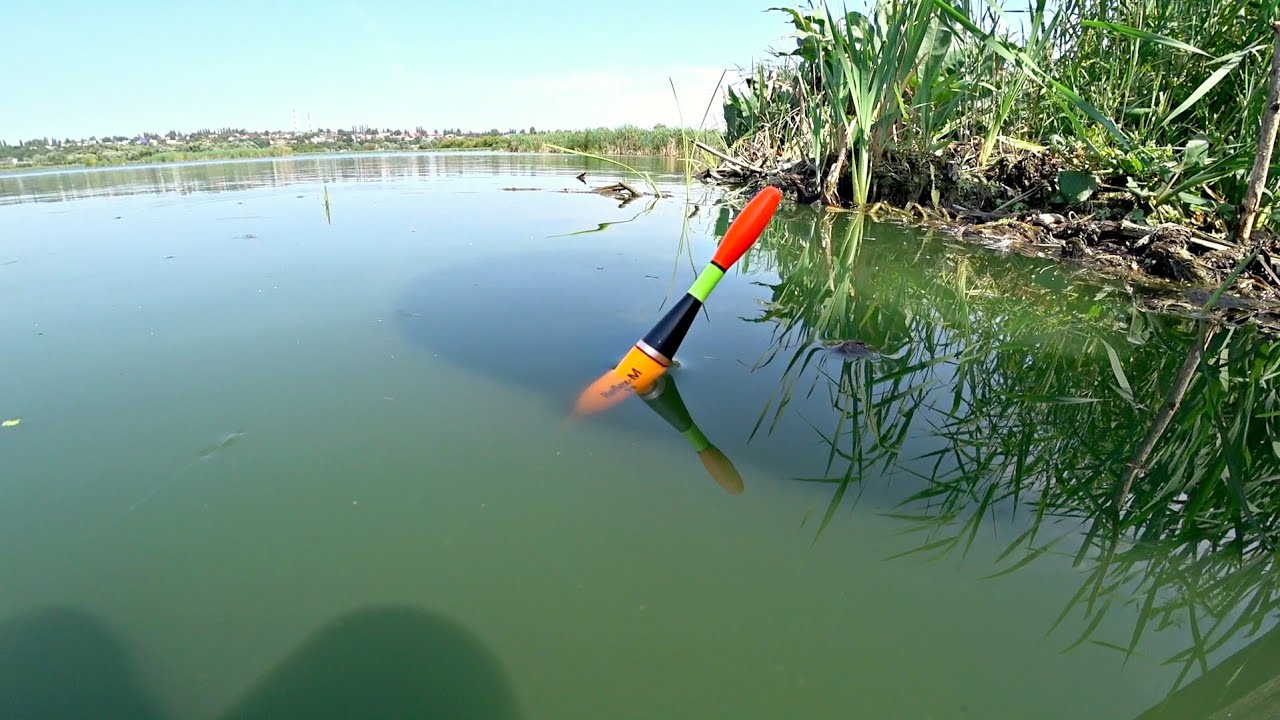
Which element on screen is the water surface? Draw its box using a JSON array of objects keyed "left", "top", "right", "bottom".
[{"left": 3, "top": 153, "right": 1277, "bottom": 719}]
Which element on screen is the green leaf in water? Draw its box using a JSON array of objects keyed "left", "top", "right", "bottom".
[{"left": 1101, "top": 340, "right": 1135, "bottom": 405}]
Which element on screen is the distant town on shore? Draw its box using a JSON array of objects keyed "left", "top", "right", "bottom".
[{"left": 1, "top": 125, "right": 625, "bottom": 170}]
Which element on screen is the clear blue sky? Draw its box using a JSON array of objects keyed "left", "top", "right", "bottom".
[{"left": 5, "top": 0, "right": 806, "bottom": 142}]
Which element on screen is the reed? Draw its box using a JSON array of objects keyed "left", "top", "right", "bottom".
[{"left": 722, "top": 0, "right": 1280, "bottom": 229}]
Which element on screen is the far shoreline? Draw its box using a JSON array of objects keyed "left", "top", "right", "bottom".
[{"left": 0, "top": 147, "right": 658, "bottom": 178}]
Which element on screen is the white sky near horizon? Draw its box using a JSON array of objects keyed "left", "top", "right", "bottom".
[
  {"left": 4, "top": 0, "right": 1044, "bottom": 143},
  {"left": 4, "top": 0, "right": 799, "bottom": 142}
]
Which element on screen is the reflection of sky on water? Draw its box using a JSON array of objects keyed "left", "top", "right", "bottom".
[{"left": 0, "top": 151, "right": 689, "bottom": 206}]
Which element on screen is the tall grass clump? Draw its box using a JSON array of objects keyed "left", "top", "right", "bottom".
[{"left": 722, "top": 0, "right": 1280, "bottom": 235}]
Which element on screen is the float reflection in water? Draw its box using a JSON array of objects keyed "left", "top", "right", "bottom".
[
  {"left": 637, "top": 372, "right": 744, "bottom": 495},
  {"left": 573, "top": 185, "right": 782, "bottom": 416}
]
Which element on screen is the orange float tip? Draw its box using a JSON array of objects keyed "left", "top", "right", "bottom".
[
  {"left": 573, "top": 345, "right": 670, "bottom": 416},
  {"left": 697, "top": 446, "right": 745, "bottom": 495},
  {"left": 710, "top": 185, "right": 782, "bottom": 270}
]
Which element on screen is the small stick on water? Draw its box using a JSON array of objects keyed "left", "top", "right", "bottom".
[
  {"left": 596, "top": 181, "right": 641, "bottom": 197},
  {"left": 694, "top": 140, "right": 765, "bottom": 175}
]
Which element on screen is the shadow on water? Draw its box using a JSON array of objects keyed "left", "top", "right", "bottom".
[
  {"left": 0, "top": 607, "right": 163, "bottom": 720},
  {"left": 0, "top": 605, "right": 521, "bottom": 720},
  {"left": 397, "top": 195, "right": 1280, "bottom": 717},
  {"left": 220, "top": 605, "right": 521, "bottom": 720}
]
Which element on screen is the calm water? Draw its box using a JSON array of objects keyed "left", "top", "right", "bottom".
[{"left": 2, "top": 153, "right": 1277, "bottom": 719}]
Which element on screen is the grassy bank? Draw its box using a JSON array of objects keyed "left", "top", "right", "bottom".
[
  {"left": 434, "top": 125, "right": 721, "bottom": 156},
  {"left": 707, "top": 0, "right": 1280, "bottom": 298},
  {"left": 1, "top": 144, "right": 297, "bottom": 170},
  {"left": 2, "top": 125, "right": 722, "bottom": 173},
  {"left": 717, "top": 0, "right": 1276, "bottom": 219}
]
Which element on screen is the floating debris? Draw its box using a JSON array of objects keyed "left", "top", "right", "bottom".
[
  {"left": 195, "top": 430, "right": 245, "bottom": 461},
  {"left": 123, "top": 430, "right": 247, "bottom": 515},
  {"left": 823, "top": 339, "right": 880, "bottom": 360}
]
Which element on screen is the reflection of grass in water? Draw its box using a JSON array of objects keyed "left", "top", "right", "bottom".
[
  {"left": 748, "top": 204, "right": 1280, "bottom": 696},
  {"left": 547, "top": 197, "right": 659, "bottom": 238}
]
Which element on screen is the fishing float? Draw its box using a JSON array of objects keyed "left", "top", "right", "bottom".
[
  {"left": 637, "top": 373, "right": 744, "bottom": 494},
  {"left": 573, "top": 185, "right": 782, "bottom": 416}
]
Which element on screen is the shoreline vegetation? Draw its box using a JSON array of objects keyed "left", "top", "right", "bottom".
[
  {"left": 695, "top": 0, "right": 1280, "bottom": 331},
  {"left": 9, "top": 0, "right": 1280, "bottom": 328},
  {"left": 0, "top": 125, "right": 717, "bottom": 173}
]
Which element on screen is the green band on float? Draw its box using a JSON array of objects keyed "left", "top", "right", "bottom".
[{"left": 689, "top": 265, "right": 726, "bottom": 304}]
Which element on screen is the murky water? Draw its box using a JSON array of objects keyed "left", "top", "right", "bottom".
[{"left": 2, "top": 153, "right": 1277, "bottom": 719}]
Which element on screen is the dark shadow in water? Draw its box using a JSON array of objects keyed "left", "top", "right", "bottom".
[
  {"left": 0, "top": 607, "right": 163, "bottom": 720},
  {"left": 220, "top": 605, "right": 522, "bottom": 720},
  {"left": 0, "top": 605, "right": 522, "bottom": 720}
]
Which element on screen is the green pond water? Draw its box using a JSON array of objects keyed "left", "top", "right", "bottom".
[{"left": 2, "top": 153, "right": 1278, "bottom": 719}]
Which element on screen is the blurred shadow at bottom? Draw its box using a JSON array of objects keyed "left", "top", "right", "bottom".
[
  {"left": 220, "top": 604, "right": 523, "bottom": 720},
  {"left": 0, "top": 605, "right": 523, "bottom": 720},
  {"left": 0, "top": 607, "right": 163, "bottom": 720}
]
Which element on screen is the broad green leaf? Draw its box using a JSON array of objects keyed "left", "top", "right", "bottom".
[
  {"left": 1058, "top": 170, "right": 1100, "bottom": 203},
  {"left": 935, "top": 0, "right": 1129, "bottom": 148},
  {"left": 1082, "top": 19, "right": 1210, "bottom": 57},
  {"left": 1000, "top": 136, "right": 1047, "bottom": 152},
  {"left": 1162, "top": 49, "right": 1252, "bottom": 128},
  {"left": 1102, "top": 340, "right": 1136, "bottom": 405}
]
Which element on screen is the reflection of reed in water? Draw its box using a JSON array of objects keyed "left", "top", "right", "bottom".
[{"left": 745, "top": 204, "right": 1280, "bottom": 712}]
